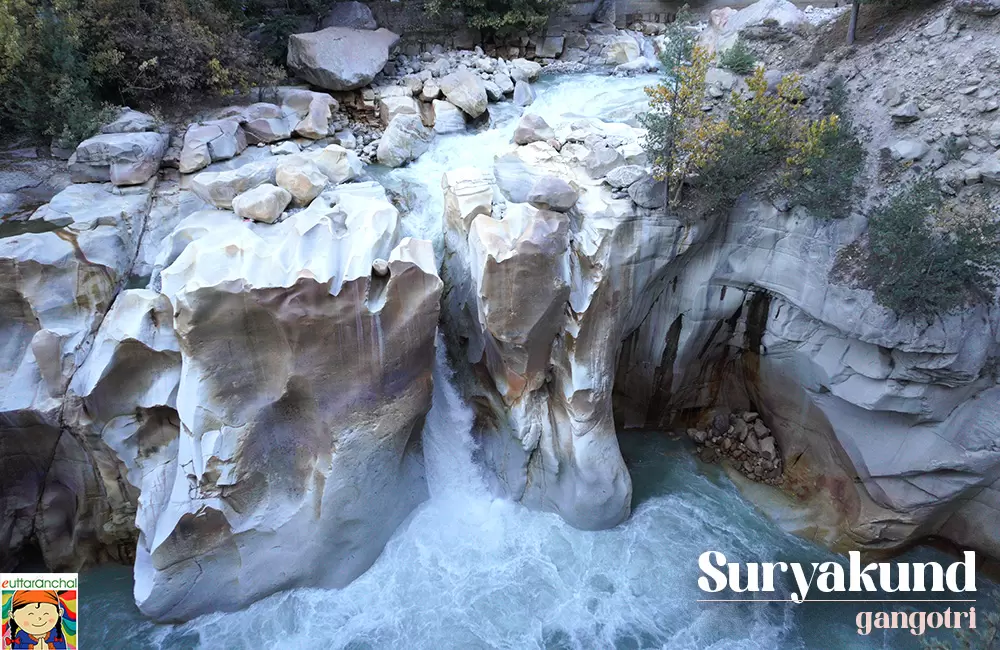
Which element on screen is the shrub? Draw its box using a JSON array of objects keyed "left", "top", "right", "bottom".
[
  {"left": 695, "top": 69, "right": 810, "bottom": 212},
  {"left": 82, "top": 0, "right": 279, "bottom": 103},
  {"left": 0, "top": 0, "right": 279, "bottom": 146},
  {"left": 719, "top": 38, "right": 756, "bottom": 75},
  {"left": 865, "top": 180, "right": 1000, "bottom": 316},
  {"left": 0, "top": 1, "right": 107, "bottom": 145},
  {"left": 426, "top": 0, "right": 567, "bottom": 36},
  {"left": 642, "top": 49, "right": 867, "bottom": 216},
  {"left": 783, "top": 114, "right": 865, "bottom": 219}
]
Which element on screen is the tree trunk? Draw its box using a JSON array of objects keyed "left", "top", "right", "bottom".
[{"left": 847, "top": 0, "right": 861, "bottom": 45}]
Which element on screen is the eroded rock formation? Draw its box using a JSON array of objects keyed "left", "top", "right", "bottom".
[{"left": 439, "top": 116, "right": 694, "bottom": 530}]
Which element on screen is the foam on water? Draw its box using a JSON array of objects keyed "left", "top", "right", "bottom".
[
  {"left": 373, "top": 72, "right": 658, "bottom": 252},
  {"left": 80, "top": 74, "right": 987, "bottom": 649}
]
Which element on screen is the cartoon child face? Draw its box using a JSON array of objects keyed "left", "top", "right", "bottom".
[{"left": 11, "top": 602, "right": 60, "bottom": 637}]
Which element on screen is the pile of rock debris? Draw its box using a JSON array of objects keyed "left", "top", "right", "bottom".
[{"left": 687, "top": 411, "right": 783, "bottom": 485}]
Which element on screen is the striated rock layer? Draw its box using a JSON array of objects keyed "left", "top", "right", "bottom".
[
  {"left": 131, "top": 193, "right": 442, "bottom": 620},
  {"left": 614, "top": 198, "right": 1000, "bottom": 558},
  {"left": 440, "top": 118, "right": 693, "bottom": 530}
]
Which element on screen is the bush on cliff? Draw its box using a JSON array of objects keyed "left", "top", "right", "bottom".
[
  {"left": 0, "top": 0, "right": 278, "bottom": 145},
  {"left": 426, "top": 0, "right": 566, "bottom": 36},
  {"left": 642, "top": 19, "right": 860, "bottom": 214},
  {"left": 865, "top": 180, "right": 1000, "bottom": 316},
  {"left": 719, "top": 38, "right": 756, "bottom": 75}
]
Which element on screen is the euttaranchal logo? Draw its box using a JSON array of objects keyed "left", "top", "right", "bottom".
[{"left": 1, "top": 574, "right": 78, "bottom": 649}]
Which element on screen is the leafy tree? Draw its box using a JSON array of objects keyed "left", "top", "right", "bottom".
[
  {"left": 865, "top": 180, "right": 1000, "bottom": 315},
  {"left": 0, "top": 0, "right": 279, "bottom": 145}
]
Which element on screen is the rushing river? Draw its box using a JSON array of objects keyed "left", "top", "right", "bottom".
[{"left": 81, "top": 73, "right": 993, "bottom": 649}]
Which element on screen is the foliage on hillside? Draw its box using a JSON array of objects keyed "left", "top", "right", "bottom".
[
  {"left": 865, "top": 180, "right": 1000, "bottom": 316},
  {"left": 0, "top": 0, "right": 279, "bottom": 146},
  {"left": 426, "top": 0, "right": 566, "bottom": 36},
  {"left": 641, "top": 35, "right": 860, "bottom": 214}
]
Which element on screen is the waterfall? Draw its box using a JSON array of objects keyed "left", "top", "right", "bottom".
[{"left": 422, "top": 335, "right": 488, "bottom": 499}]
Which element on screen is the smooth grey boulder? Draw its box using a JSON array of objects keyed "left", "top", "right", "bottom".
[
  {"left": 583, "top": 140, "right": 625, "bottom": 178},
  {"left": 890, "top": 101, "right": 920, "bottom": 123},
  {"left": 190, "top": 160, "right": 279, "bottom": 208},
  {"left": 287, "top": 27, "right": 400, "bottom": 91},
  {"left": 513, "top": 114, "right": 555, "bottom": 145},
  {"left": 605, "top": 165, "right": 647, "bottom": 189},
  {"left": 179, "top": 120, "right": 248, "bottom": 174},
  {"left": 889, "top": 139, "right": 930, "bottom": 161},
  {"left": 237, "top": 103, "right": 293, "bottom": 143},
  {"left": 439, "top": 69, "right": 489, "bottom": 118},
  {"left": 527, "top": 176, "right": 579, "bottom": 212},
  {"left": 100, "top": 108, "right": 158, "bottom": 134},
  {"left": 377, "top": 114, "right": 433, "bottom": 167},
  {"left": 320, "top": 1, "right": 377, "bottom": 29},
  {"left": 513, "top": 80, "right": 536, "bottom": 107},
  {"left": 628, "top": 176, "right": 667, "bottom": 208},
  {"left": 69, "top": 132, "right": 167, "bottom": 186},
  {"left": 232, "top": 183, "right": 292, "bottom": 223},
  {"left": 432, "top": 100, "right": 466, "bottom": 134},
  {"left": 510, "top": 58, "right": 542, "bottom": 83}
]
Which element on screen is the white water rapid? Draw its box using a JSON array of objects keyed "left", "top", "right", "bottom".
[{"left": 79, "top": 73, "right": 985, "bottom": 650}]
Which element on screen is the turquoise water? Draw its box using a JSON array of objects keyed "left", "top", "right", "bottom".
[{"left": 80, "top": 430, "right": 989, "bottom": 649}]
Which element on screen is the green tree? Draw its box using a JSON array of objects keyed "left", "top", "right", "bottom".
[{"left": 865, "top": 180, "right": 1000, "bottom": 316}]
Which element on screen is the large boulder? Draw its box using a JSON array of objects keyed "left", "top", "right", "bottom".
[
  {"left": 135, "top": 194, "right": 442, "bottom": 621},
  {"left": 440, "top": 119, "right": 662, "bottom": 531},
  {"left": 379, "top": 95, "right": 420, "bottom": 127},
  {"left": 509, "top": 58, "right": 542, "bottom": 83},
  {"left": 699, "top": 0, "right": 807, "bottom": 54},
  {"left": 100, "top": 108, "right": 158, "bottom": 134},
  {"left": 432, "top": 100, "right": 466, "bottom": 134},
  {"left": 236, "top": 103, "right": 293, "bottom": 144},
  {"left": 69, "top": 132, "right": 168, "bottom": 186},
  {"left": 603, "top": 35, "right": 641, "bottom": 65},
  {"left": 179, "top": 120, "right": 248, "bottom": 174},
  {"left": 276, "top": 157, "right": 328, "bottom": 205},
  {"left": 320, "top": 1, "right": 378, "bottom": 29},
  {"left": 275, "top": 87, "right": 340, "bottom": 140},
  {"left": 439, "top": 70, "right": 489, "bottom": 118},
  {"left": 377, "top": 114, "right": 433, "bottom": 167},
  {"left": 189, "top": 159, "right": 280, "bottom": 208},
  {"left": 232, "top": 183, "right": 292, "bottom": 223},
  {"left": 287, "top": 27, "right": 400, "bottom": 91},
  {"left": 513, "top": 114, "right": 555, "bottom": 146}
]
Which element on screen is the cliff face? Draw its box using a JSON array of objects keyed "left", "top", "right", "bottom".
[
  {"left": 614, "top": 197, "right": 1000, "bottom": 555},
  {"left": 1, "top": 172, "right": 441, "bottom": 620}
]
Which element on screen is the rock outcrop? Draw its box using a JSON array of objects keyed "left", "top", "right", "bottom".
[
  {"left": 69, "top": 133, "right": 168, "bottom": 186},
  {"left": 134, "top": 194, "right": 442, "bottom": 620},
  {"left": 440, "top": 119, "right": 683, "bottom": 530},
  {"left": 0, "top": 183, "right": 153, "bottom": 571}
]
